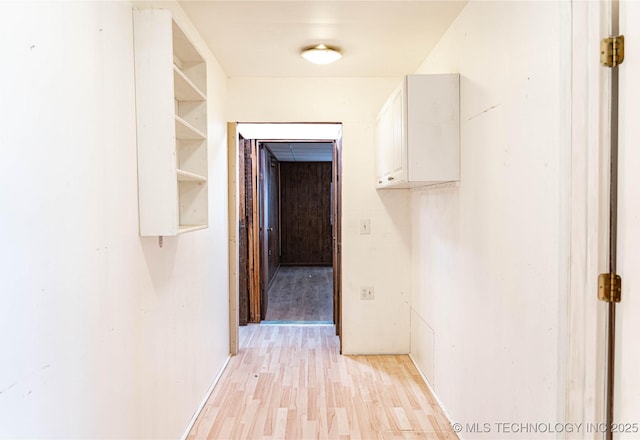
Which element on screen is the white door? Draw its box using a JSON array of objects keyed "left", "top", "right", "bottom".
[
  {"left": 615, "top": 1, "right": 640, "bottom": 435},
  {"left": 565, "top": 2, "right": 640, "bottom": 436}
]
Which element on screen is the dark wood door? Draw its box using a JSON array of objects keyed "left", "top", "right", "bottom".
[
  {"left": 266, "top": 152, "right": 280, "bottom": 282},
  {"left": 259, "top": 146, "right": 281, "bottom": 320},
  {"left": 238, "top": 137, "right": 249, "bottom": 325},
  {"left": 238, "top": 139, "right": 260, "bottom": 323}
]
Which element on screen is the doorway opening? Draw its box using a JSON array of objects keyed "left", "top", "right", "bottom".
[
  {"left": 227, "top": 123, "right": 343, "bottom": 352},
  {"left": 260, "top": 142, "right": 334, "bottom": 323}
]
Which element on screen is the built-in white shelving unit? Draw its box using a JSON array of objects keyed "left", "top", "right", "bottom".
[
  {"left": 375, "top": 74, "right": 460, "bottom": 189},
  {"left": 133, "top": 9, "right": 208, "bottom": 236}
]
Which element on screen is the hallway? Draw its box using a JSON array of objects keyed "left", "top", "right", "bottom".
[
  {"left": 8, "top": 2, "right": 640, "bottom": 438},
  {"left": 187, "top": 325, "right": 455, "bottom": 439},
  {"left": 264, "top": 267, "right": 333, "bottom": 323}
]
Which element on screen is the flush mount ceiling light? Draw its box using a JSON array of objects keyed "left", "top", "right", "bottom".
[{"left": 300, "top": 44, "right": 342, "bottom": 65}]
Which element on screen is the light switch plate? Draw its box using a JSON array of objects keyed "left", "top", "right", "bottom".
[
  {"left": 360, "top": 219, "right": 371, "bottom": 235},
  {"left": 360, "top": 286, "right": 374, "bottom": 300}
]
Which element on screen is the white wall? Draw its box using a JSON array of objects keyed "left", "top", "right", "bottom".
[
  {"left": 227, "top": 77, "right": 412, "bottom": 354},
  {"left": 409, "top": 1, "right": 567, "bottom": 436},
  {"left": 0, "top": 2, "right": 229, "bottom": 438}
]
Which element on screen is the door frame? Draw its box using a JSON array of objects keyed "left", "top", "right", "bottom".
[
  {"left": 227, "top": 123, "right": 240, "bottom": 355},
  {"left": 562, "top": 1, "right": 611, "bottom": 431},
  {"left": 228, "top": 123, "right": 344, "bottom": 351},
  {"left": 332, "top": 139, "right": 343, "bottom": 347}
]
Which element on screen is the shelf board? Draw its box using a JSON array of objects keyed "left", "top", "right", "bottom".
[
  {"left": 178, "top": 224, "right": 207, "bottom": 234},
  {"left": 173, "top": 65, "right": 206, "bottom": 101},
  {"left": 175, "top": 115, "right": 206, "bottom": 140},
  {"left": 177, "top": 169, "right": 207, "bottom": 182},
  {"left": 172, "top": 21, "right": 205, "bottom": 65}
]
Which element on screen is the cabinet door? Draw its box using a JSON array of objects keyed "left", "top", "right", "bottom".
[
  {"left": 376, "top": 105, "right": 393, "bottom": 182},
  {"left": 376, "top": 85, "right": 407, "bottom": 187},
  {"left": 390, "top": 86, "right": 405, "bottom": 177},
  {"left": 376, "top": 86, "right": 403, "bottom": 183}
]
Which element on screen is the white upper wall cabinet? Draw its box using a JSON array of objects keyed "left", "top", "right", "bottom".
[
  {"left": 133, "top": 9, "right": 209, "bottom": 236},
  {"left": 375, "top": 74, "right": 459, "bottom": 189}
]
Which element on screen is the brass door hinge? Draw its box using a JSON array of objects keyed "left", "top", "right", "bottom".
[
  {"left": 598, "top": 273, "right": 622, "bottom": 303},
  {"left": 601, "top": 35, "right": 625, "bottom": 68}
]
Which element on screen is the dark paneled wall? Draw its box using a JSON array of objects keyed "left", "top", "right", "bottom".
[{"left": 280, "top": 162, "right": 332, "bottom": 266}]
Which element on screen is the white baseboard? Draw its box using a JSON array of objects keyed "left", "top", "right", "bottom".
[
  {"left": 408, "top": 353, "right": 462, "bottom": 440},
  {"left": 180, "top": 355, "right": 232, "bottom": 440}
]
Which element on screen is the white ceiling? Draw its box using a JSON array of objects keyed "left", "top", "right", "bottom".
[
  {"left": 264, "top": 142, "right": 334, "bottom": 162},
  {"left": 179, "top": 1, "right": 467, "bottom": 77}
]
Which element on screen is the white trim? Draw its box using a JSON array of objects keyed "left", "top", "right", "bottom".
[
  {"left": 564, "top": 1, "right": 610, "bottom": 436},
  {"left": 408, "top": 354, "right": 462, "bottom": 440},
  {"left": 556, "top": 0, "right": 573, "bottom": 436},
  {"left": 236, "top": 122, "right": 342, "bottom": 141},
  {"left": 180, "top": 355, "right": 232, "bottom": 440}
]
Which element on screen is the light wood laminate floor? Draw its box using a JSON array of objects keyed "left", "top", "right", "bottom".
[{"left": 188, "top": 325, "right": 456, "bottom": 440}]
